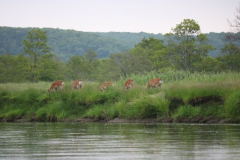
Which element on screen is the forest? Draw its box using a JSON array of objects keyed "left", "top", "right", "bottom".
[
  {"left": 0, "top": 26, "right": 226, "bottom": 60},
  {"left": 0, "top": 19, "right": 239, "bottom": 83}
]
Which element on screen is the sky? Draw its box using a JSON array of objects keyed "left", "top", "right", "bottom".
[{"left": 0, "top": 0, "right": 239, "bottom": 34}]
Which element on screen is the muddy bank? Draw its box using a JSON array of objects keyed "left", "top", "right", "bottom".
[
  {"left": 95, "top": 116, "right": 235, "bottom": 124},
  {"left": 0, "top": 116, "right": 237, "bottom": 124}
]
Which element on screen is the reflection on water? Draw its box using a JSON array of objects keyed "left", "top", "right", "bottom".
[{"left": 0, "top": 123, "right": 240, "bottom": 159}]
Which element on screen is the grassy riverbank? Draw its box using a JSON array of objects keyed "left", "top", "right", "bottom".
[{"left": 1, "top": 71, "right": 240, "bottom": 123}]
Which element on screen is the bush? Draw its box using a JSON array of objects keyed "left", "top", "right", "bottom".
[
  {"left": 36, "top": 107, "right": 48, "bottom": 121},
  {"left": 225, "top": 91, "right": 240, "bottom": 120},
  {"left": 47, "top": 101, "right": 66, "bottom": 121},
  {"left": 84, "top": 104, "right": 106, "bottom": 119},
  {"left": 120, "top": 93, "right": 169, "bottom": 119},
  {"left": 173, "top": 105, "right": 200, "bottom": 118}
]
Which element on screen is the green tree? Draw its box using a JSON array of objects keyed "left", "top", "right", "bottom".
[
  {"left": 66, "top": 55, "right": 88, "bottom": 80},
  {"left": 85, "top": 48, "right": 97, "bottom": 64},
  {"left": 164, "top": 19, "right": 215, "bottom": 71},
  {"left": 110, "top": 52, "right": 134, "bottom": 77},
  {"left": 0, "top": 52, "right": 16, "bottom": 82},
  {"left": 217, "top": 44, "right": 240, "bottom": 71},
  {"left": 193, "top": 56, "right": 220, "bottom": 72},
  {"left": 22, "top": 29, "right": 51, "bottom": 82},
  {"left": 96, "top": 58, "right": 120, "bottom": 81},
  {"left": 15, "top": 54, "right": 30, "bottom": 82},
  {"left": 135, "top": 37, "right": 163, "bottom": 50},
  {"left": 220, "top": 3, "right": 240, "bottom": 71},
  {"left": 38, "top": 54, "right": 58, "bottom": 81},
  {"left": 0, "top": 53, "right": 29, "bottom": 82},
  {"left": 129, "top": 47, "right": 153, "bottom": 73},
  {"left": 84, "top": 49, "right": 100, "bottom": 80},
  {"left": 135, "top": 37, "right": 173, "bottom": 72}
]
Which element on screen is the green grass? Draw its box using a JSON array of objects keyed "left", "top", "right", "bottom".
[
  {"left": 225, "top": 91, "right": 240, "bottom": 121},
  {"left": 173, "top": 105, "right": 201, "bottom": 118},
  {"left": 1, "top": 70, "right": 240, "bottom": 122}
]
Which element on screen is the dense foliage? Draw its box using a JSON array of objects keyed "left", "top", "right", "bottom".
[
  {"left": 0, "top": 26, "right": 239, "bottom": 83},
  {"left": 0, "top": 26, "right": 226, "bottom": 60},
  {"left": 0, "top": 27, "right": 163, "bottom": 60},
  {"left": 0, "top": 18, "right": 240, "bottom": 83}
]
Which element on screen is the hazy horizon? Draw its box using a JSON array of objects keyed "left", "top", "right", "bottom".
[{"left": 1, "top": 0, "right": 239, "bottom": 34}]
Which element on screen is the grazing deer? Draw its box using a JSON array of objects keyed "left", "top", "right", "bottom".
[
  {"left": 99, "top": 84, "right": 107, "bottom": 92},
  {"left": 47, "top": 80, "right": 65, "bottom": 95},
  {"left": 102, "top": 81, "right": 114, "bottom": 86},
  {"left": 123, "top": 79, "right": 134, "bottom": 91},
  {"left": 147, "top": 78, "right": 163, "bottom": 89},
  {"left": 99, "top": 81, "right": 114, "bottom": 91},
  {"left": 72, "top": 79, "right": 83, "bottom": 89}
]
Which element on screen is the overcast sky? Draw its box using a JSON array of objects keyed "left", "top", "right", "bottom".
[{"left": 0, "top": 0, "right": 239, "bottom": 34}]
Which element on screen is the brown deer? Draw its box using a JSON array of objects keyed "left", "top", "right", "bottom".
[
  {"left": 123, "top": 79, "right": 134, "bottom": 91},
  {"left": 72, "top": 79, "right": 83, "bottom": 89},
  {"left": 102, "top": 81, "right": 114, "bottom": 86},
  {"left": 147, "top": 78, "right": 163, "bottom": 89},
  {"left": 99, "top": 81, "right": 114, "bottom": 91},
  {"left": 99, "top": 84, "right": 107, "bottom": 92},
  {"left": 47, "top": 80, "right": 65, "bottom": 95}
]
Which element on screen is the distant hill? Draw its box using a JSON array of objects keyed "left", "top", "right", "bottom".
[{"left": 0, "top": 27, "right": 226, "bottom": 61}]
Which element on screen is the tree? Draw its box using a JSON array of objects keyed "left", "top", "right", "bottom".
[
  {"left": 96, "top": 58, "right": 119, "bottom": 81},
  {"left": 220, "top": 3, "right": 240, "bottom": 71},
  {"left": 85, "top": 48, "right": 97, "bottom": 64},
  {"left": 193, "top": 56, "right": 220, "bottom": 72},
  {"left": 37, "top": 54, "right": 58, "bottom": 81},
  {"left": 129, "top": 47, "right": 153, "bottom": 73},
  {"left": 66, "top": 55, "right": 88, "bottom": 80},
  {"left": 164, "top": 19, "right": 215, "bottom": 71},
  {"left": 224, "top": 2, "right": 240, "bottom": 44},
  {"left": 84, "top": 49, "right": 100, "bottom": 80},
  {"left": 110, "top": 52, "right": 134, "bottom": 77},
  {"left": 227, "top": 2, "right": 240, "bottom": 33},
  {"left": 22, "top": 29, "right": 51, "bottom": 82},
  {"left": 0, "top": 53, "right": 29, "bottom": 82},
  {"left": 135, "top": 37, "right": 173, "bottom": 71},
  {"left": 217, "top": 43, "right": 240, "bottom": 71}
]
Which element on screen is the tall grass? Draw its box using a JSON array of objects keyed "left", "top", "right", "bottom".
[
  {"left": 225, "top": 91, "right": 240, "bottom": 121},
  {"left": 118, "top": 70, "right": 240, "bottom": 85},
  {"left": 1, "top": 70, "right": 240, "bottom": 122},
  {"left": 173, "top": 105, "right": 201, "bottom": 118}
]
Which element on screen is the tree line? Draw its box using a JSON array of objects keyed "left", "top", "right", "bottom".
[
  {"left": 0, "top": 18, "right": 240, "bottom": 83},
  {"left": 0, "top": 27, "right": 227, "bottom": 61}
]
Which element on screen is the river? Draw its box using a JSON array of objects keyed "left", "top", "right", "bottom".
[{"left": 0, "top": 123, "right": 240, "bottom": 159}]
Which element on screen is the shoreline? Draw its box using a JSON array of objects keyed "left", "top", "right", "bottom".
[{"left": 1, "top": 116, "right": 237, "bottom": 124}]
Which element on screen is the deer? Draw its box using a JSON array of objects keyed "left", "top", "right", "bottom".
[
  {"left": 102, "top": 81, "right": 114, "bottom": 86},
  {"left": 99, "top": 84, "right": 107, "bottom": 92},
  {"left": 99, "top": 81, "right": 114, "bottom": 92},
  {"left": 147, "top": 78, "right": 163, "bottom": 89},
  {"left": 72, "top": 79, "right": 83, "bottom": 89},
  {"left": 47, "top": 80, "right": 65, "bottom": 95},
  {"left": 123, "top": 79, "right": 134, "bottom": 91}
]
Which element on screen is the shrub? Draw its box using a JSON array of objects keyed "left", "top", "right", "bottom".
[
  {"left": 121, "top": 93, "right": 169, "bottom": 119},
  {"left": 173, "top": 105, "right": 201, "bottom": 118},
  {"left": 84, "top": 104, "right": 106, "bottom": 119},
  {"left": 36, "top": 107, "right": 48, "bottom": 121},
  {"left": 225, "top": 91, "right": 240, "bottom": 120},
  {"left": 4, "top": 109, "right": 24, "bottom": 120},
  {"left": 47, "top": 101, "right": 66, "bottom": 121}
]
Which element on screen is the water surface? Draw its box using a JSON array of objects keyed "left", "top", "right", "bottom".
[{"left": 0, "top": 123, "right": 240, "bottom": 159}]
